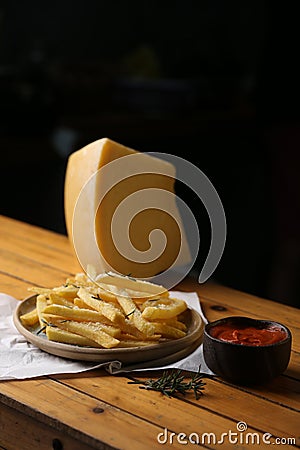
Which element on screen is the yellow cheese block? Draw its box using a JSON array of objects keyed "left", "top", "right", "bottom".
[{"left": 64, "top": 138, "right": 191, "bottom": 279}]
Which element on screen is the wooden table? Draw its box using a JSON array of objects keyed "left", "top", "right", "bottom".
[{"left": 0, "top": 215, "right": 299, "bottom": 450}]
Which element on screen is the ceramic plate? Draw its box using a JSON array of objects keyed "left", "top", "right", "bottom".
[{"left": 13, "top": 295, "right": 204, "bottom": 365}]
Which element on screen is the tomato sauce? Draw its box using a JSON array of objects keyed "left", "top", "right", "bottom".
[{"left": 209, "top": 323, "right": 288, "bottom": 346}]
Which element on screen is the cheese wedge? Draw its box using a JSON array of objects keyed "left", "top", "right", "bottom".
[{"left": 64, "top": 137, "right": 190, "bottom": 279}]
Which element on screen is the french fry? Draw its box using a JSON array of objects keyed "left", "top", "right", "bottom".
[
  {"left": 153, "top": 318, "right": 187, "bottom": 331},
  {"left": 48, "top": 292, "right": 74, "bottom": 308},
  {"left": 46, "top": 316, "right": 121, "bottom": 338},
  {"left": 117, "top": 321, "right": 156, "bottom": 339},
  {"left": 42, "top": 304, "right": 114, "bottom": 324},
  {"left": 120, "top": 332, "right": 161, "bottom": 341},
  {"left": 28, "top": 285, "right": 78, "bottom": 300},
  {"left": 89, "top": 287, "right": 122, "bottom": 306},
  {"left": 123, "top": 288, "right": 169, "bottom": 301},
  {"left": 53, "top": 285, "right": 79, "bottom": 299},
  {"left": 151, "top": 322, "right": 186, "bottom": 339},
  {"left": 116, "top": 293, "right": 156, "bottom": 336},
  {"left": 66, "top": 273, "right": 89, "bottom": 285},
  {"left": 46, "top": 326, "right": 102, "bottom": 347},
  {"left": 66, "top": 272, "right": 96, "bottom": 290},
  {"left": 28, "top": 287, "right": 53, "bottom": 295},
  {"left": 68, "top": 272, "right": 147, "bottom": 304},
  {"left": 73, "top": 297, "right": 95, "bottom": 310},
  {"left": 77, "top": 287, "right": 125, "bottom": 325},
  {"left": 20, "top": 307, "right": 39, "bottom": 326},
  {"left": 95, "top": 271, "right": 168, "bottom": 298},
  {"left": 76, "top": 281, "right": 124, "bottom": 306},
  {"left": 141, "top": 297, "right": 187, "bottom": 320},
  {"left": 131, "top": 310, "right": 157, "bottom": 336},
  {"left": 36, "top": 294, "right": 48, "bottom": 328},
  {"left": 51, "top": 319, "right": 120, "bottom": 348}
]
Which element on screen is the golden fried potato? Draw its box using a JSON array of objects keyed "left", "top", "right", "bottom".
[{"left": 26, "top": 270, "right": 190, "bottom": 348}]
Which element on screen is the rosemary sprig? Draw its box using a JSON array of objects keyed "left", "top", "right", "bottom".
[
  {"left": 125, "top": 273, "right": 137, "bottom": 282},
  {"left": 36, "top": 325, "right": 47, "bottom": 335},
  {"left": 36, "top": 318, "right": 69, "bottom": 335},
  {"left": 125, "top": 309, "right": 136, "bottom": 319},
  {"left": 127, "top": 369, "right": 207, "bottom": 400},
  {"left": 104, "top": 271, "right": 137, "bottom": 281},
  {"left": 36, "top": 318, "right": 57, "bottom": 335},
  {"left": 92, "top": 294, "right": 103, "bottom": 300},
  {"left": 63, "top": 283, "right": 79, "bottom": 288}
]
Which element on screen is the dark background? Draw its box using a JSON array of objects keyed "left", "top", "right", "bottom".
[{"left": 1, "top": 1, "right": 300, "bottom": 307}]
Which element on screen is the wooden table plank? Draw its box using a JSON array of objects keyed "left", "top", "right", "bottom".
[
  {"left": 0, "top": 378, "right": 183, "bottom": 450},
  {"left": 0, "top": 215, "right": 299, "bottom": 450},
  {"left": 0, "top": 227, "right": 79, "bottom": 274},
  {"left": 2, "top": 376, "right": 294, "bottom": 450},
  {"left": 0, "top": 247, "right": 72, "bottom": 289},
  {"left": 51, "top": 371, "right": 300, "bottom": 445},
  {"left": 0, "top": 272, "right": 33, "bottom": 300},
  {"left": 190, "top": 280, "right": 300, "bottom": 329},
  {"left": 0, "top": 402, "right": 97, "bottom": 450},
  {"left": 0, "top": 215, "right": 71, "bottom": 251}
]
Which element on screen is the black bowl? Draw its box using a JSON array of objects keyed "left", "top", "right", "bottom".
[{"left": 203, "top": 316, "right": 292, "bottom": 385}]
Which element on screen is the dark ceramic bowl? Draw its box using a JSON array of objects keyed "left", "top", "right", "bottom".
[{"left": 203, "top": 316, "right": 292, "bottom": 385}]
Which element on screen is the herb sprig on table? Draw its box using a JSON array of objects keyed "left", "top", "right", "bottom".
[{"left": 127, "top": 369, "right": 209, "bottom": 400}]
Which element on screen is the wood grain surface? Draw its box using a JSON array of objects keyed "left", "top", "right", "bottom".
[{"left": 0, "top": 215, "right": 299, "bottom": 450}]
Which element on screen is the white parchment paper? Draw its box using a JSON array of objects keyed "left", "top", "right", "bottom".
[{"left": 0, "top": 291, "right": 213, "bottom": 380}]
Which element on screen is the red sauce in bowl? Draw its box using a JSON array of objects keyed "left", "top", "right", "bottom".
[{"left": 209, "top": 323, "right": 288, "bottom": 346}]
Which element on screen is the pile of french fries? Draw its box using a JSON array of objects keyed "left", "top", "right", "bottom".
[{"left": 20, "top": 271, "right": 189, "bottom": 349}]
